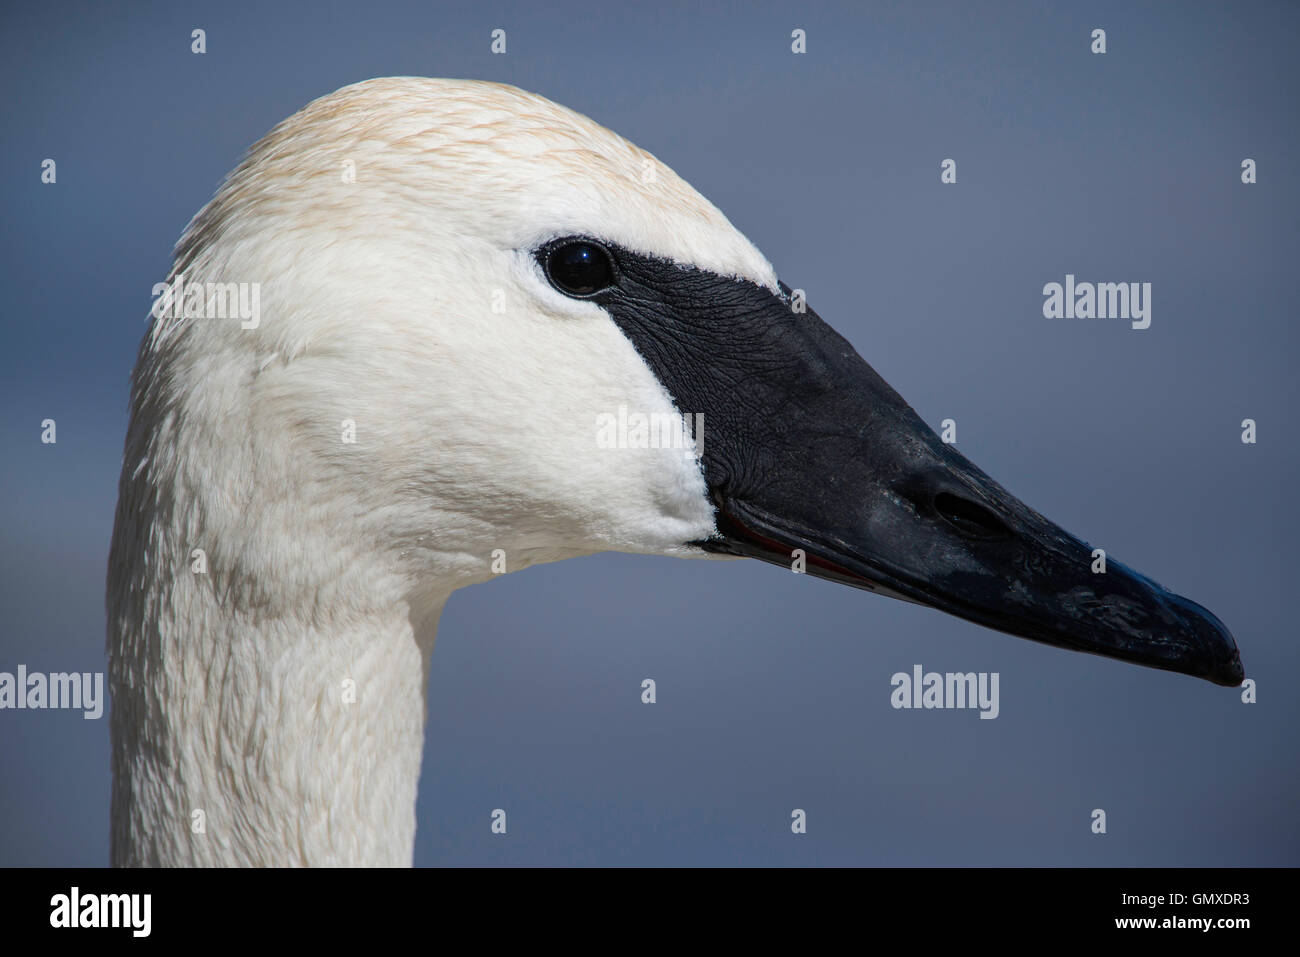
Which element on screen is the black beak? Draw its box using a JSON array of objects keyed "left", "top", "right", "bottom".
[
  {"left": 702, "top": 415, "right": 1246, "bottom": 687},
  {"left": 593, "top": 251, "right": 1245, "bottom": 687}
]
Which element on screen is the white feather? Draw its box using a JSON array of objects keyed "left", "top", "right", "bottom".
[{"left": 108, "top": 78, "right": 774, "bottom": 865}]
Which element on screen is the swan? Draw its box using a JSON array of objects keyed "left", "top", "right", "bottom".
[{"left": 107, "top": 77, "right": 1244, "bottom": 867}]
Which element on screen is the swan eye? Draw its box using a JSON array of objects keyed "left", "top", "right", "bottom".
[{"left": 544, "top": 240, "right": 616, "bottom": 297}]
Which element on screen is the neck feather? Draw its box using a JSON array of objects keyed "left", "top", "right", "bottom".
[
  {"left": 109, "top": 546, "right": 446, "bottom": 865},
  {"left": 107, "top": 385, "right": 454, "bottom": 864}
]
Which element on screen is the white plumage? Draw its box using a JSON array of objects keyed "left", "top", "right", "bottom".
[{"left": 109, "top": 78, "right": 770, "bottom": 866}]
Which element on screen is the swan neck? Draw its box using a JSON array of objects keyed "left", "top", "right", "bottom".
[{"left": 109, "top": 552, "right": 446, "bottom": 865}]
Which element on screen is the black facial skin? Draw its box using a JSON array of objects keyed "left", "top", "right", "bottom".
[{"left": 535, "top": 238, "right": 1244, "bottom": 687}]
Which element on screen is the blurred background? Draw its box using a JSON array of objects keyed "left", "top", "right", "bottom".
[{"left": 1, "top": 0, "right": 1295, "bottom": 866}]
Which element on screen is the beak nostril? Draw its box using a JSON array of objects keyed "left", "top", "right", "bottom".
[{"left": 933, "top": 492, "right": 1009, "bottom": 540}]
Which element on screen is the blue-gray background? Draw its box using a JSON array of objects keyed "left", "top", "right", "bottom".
[{"left": 2, "top": 0, "right": 1295, "bottom": 866}]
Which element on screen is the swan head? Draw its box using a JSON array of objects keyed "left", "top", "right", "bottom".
[{"left": 137, "top": 76, "right": 1242, "bottom": 685}]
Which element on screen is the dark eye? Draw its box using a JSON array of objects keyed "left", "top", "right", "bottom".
[{"left": 544, "top": 240, "right": 615, "bottom": 297}]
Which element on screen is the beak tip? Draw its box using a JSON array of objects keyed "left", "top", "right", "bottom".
[
  {"left": 1207, "top": 651, "right": 1245, "bottom": 688},
  {"left": 1216, "top": 650, "right": 1246, "bottom": 688},
  {"left": 1165, "top": 593, "right": 1244, "bottom": 687}
]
